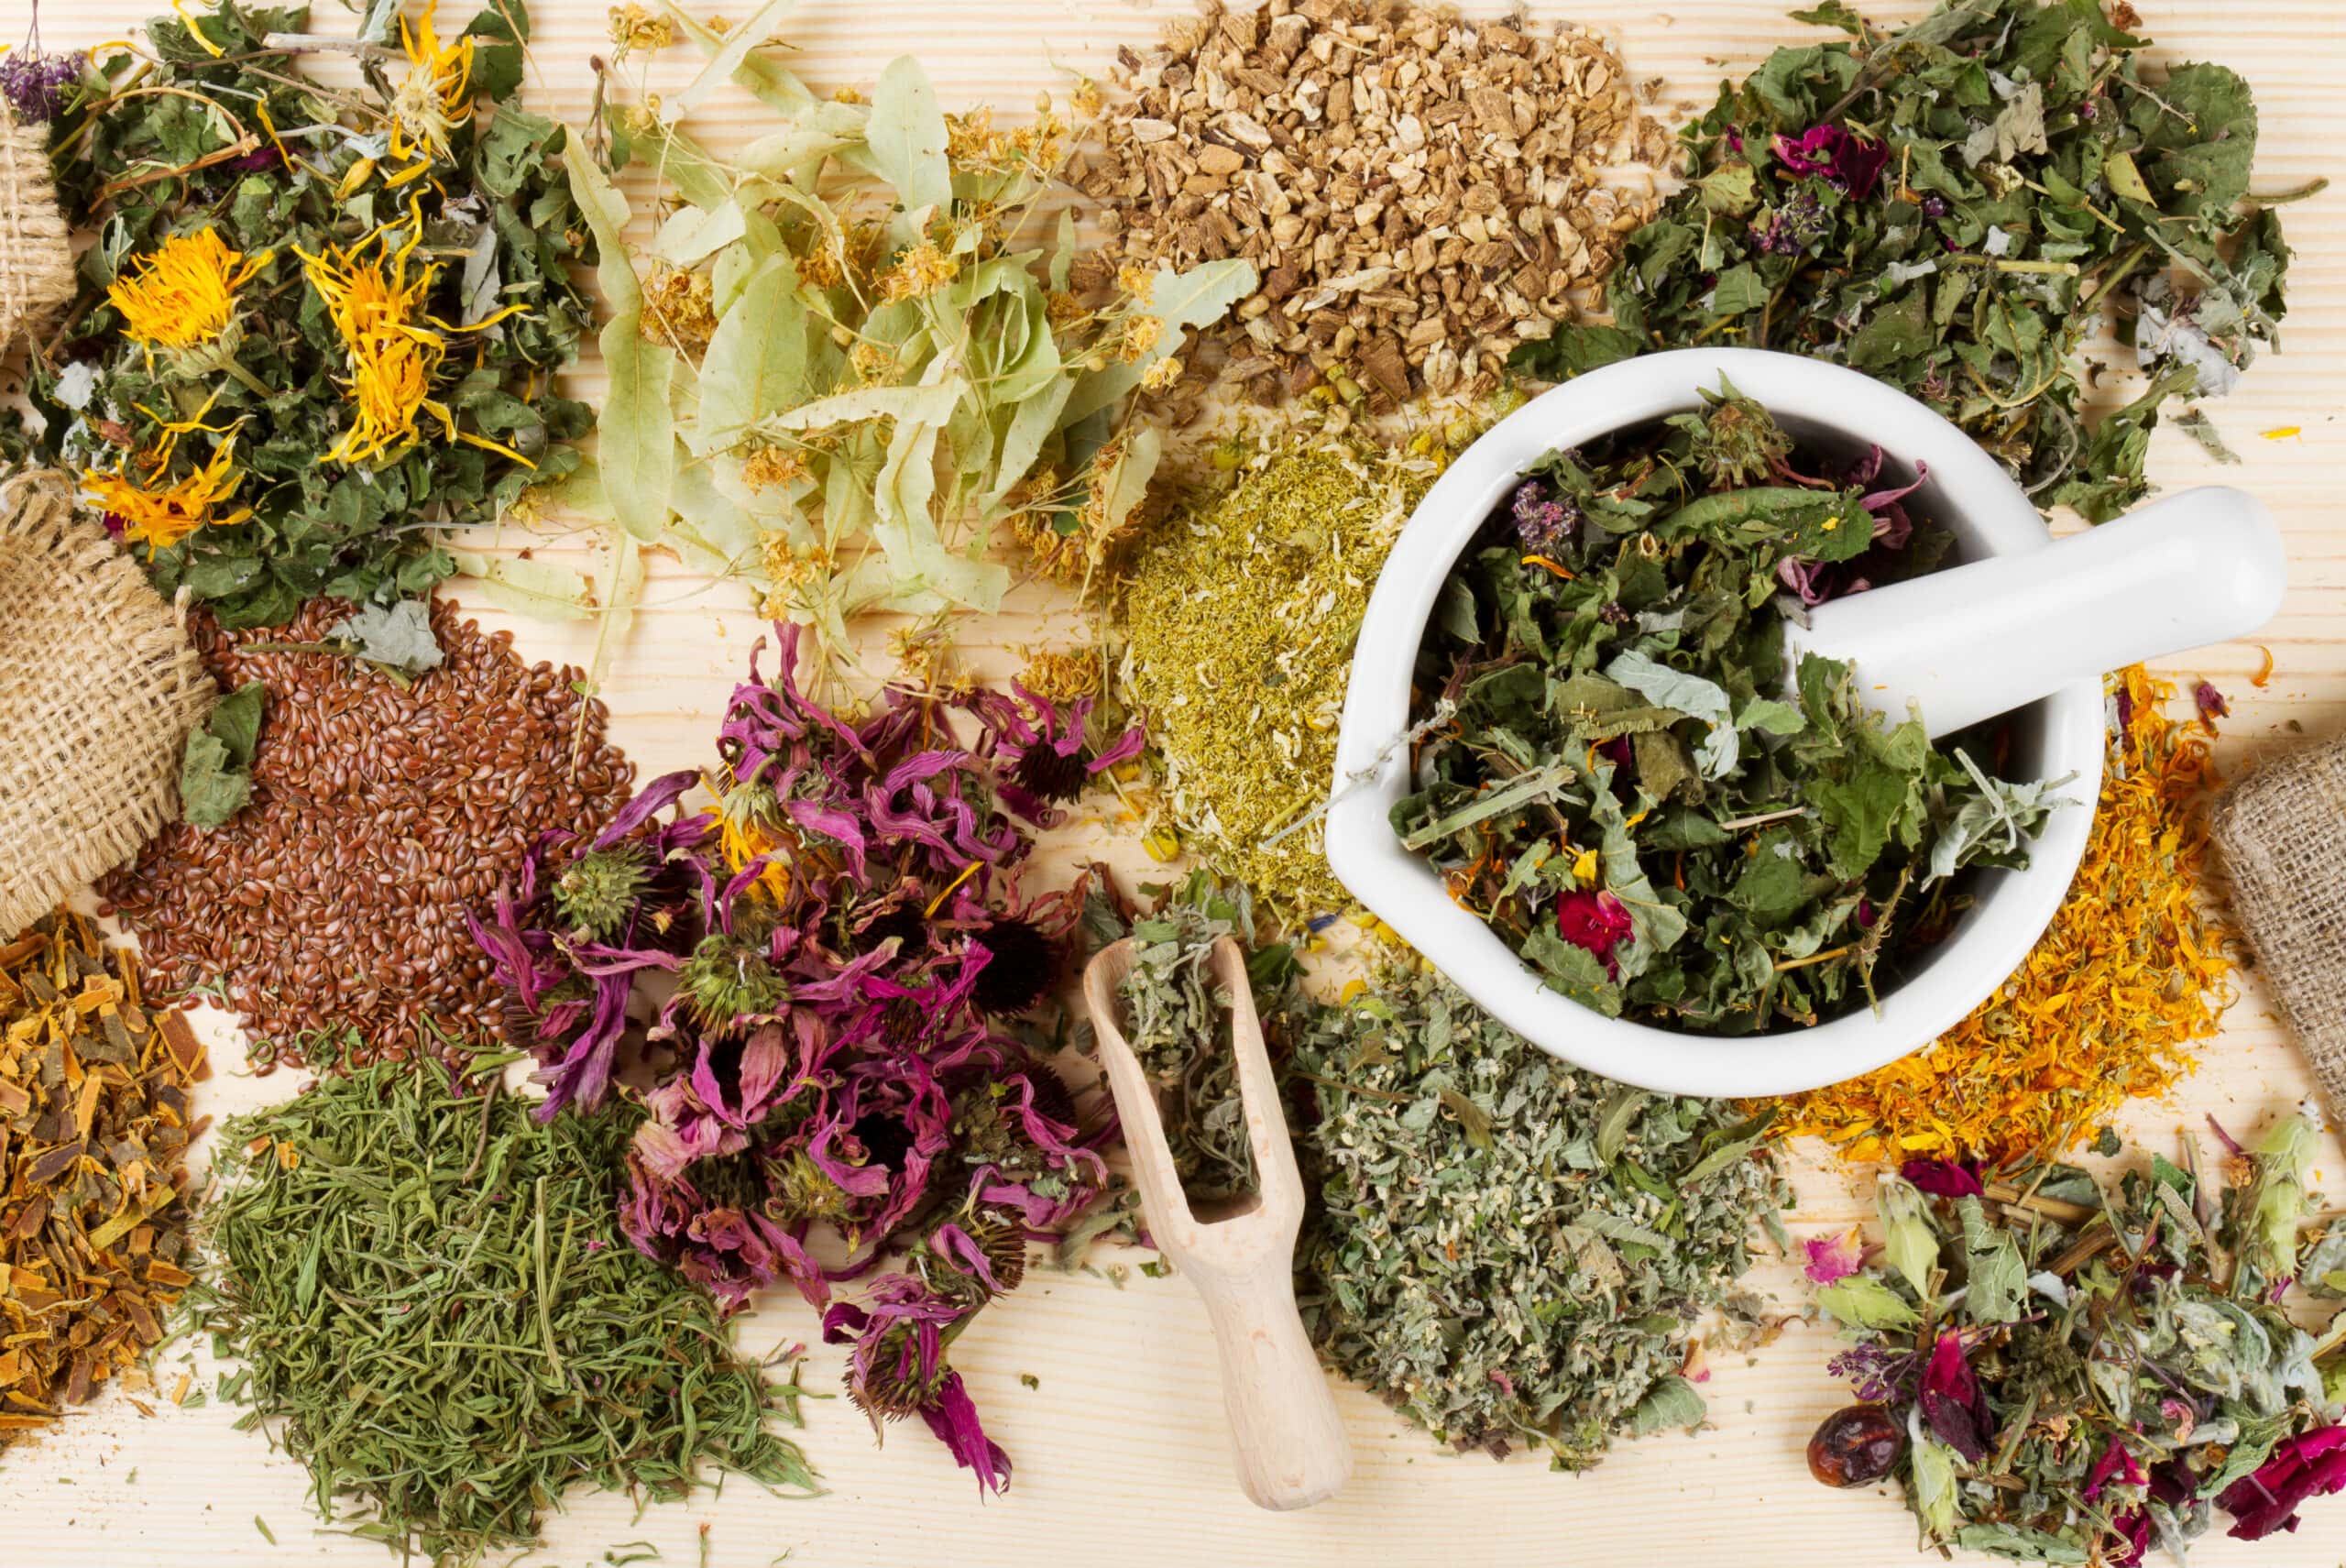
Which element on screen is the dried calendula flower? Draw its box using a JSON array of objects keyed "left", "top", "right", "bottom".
[
  {"left": 0, "top": 912, "right": 207, "bottom": 1448},
  {"left": 1773, "top": 668, "right": 2231, "bottom": 1166}
]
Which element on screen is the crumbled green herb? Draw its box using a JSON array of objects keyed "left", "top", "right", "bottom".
[
  {"left": 37, "top": 3, "right": 594, "bottom": 629},
  {"left": 1400, "top": 384, "right": 2059, "bottom": 1033},
  {"left": 1514, "top": 0, "right": 2307, "bottom": 522},
  {"left": 1087, "top": 871, "right": 1300, "bottom": 1204},
  {"left": 1124, "top": 435, "right": 1446, "bottom": 915},
  {"left": 192, "top": 1061, "right": 819, "bottom": 1565},
  {"left": 1289, "top": 965, "right": 1789, "bottom": 1467},
  {"left": 177, "top": 680, "right": 264, "bottom": 829},
  {"left": 1813, "top": 1111, "right": 2345, "bottom": 1560}
]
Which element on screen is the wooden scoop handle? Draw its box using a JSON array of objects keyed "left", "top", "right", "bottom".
[{"left": 1190, "top": 1249, "right": 1354, "bottom": 1511}]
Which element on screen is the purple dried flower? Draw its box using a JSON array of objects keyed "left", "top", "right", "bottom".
[
  {"left": 1510, "top": 478, "right": 1581, "bottom": 555},
  {"left": 965, "top": 683, "right": 1145, "bottom": 828},
  {"left": 1900, "top": 1157, "right": 1986, "bottom": 1198},
  {"left": 824, "top": 1277, "right": 1012, "bottom": 1496},
  {"left": 1919, "top": 1331, "right": 1992, "bottom": 1463},
  {"left": 471, "top": 620, "right": 1122, "bottom": 1484},
  {"left": 1748, "top": 186, "right": 1833, "bottom": 256},
  {"left": 1771, "top": 124, "right": 1891, "bottom": 200},
  {"left": 0, "top": 48, "right": 84, "bottom": 125}
]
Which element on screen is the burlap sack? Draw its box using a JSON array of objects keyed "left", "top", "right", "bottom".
[
  {"left": 0, "top": 474, "right": 215, "bottom": 940},
  {"left": 2212, "top": 736, "right": 2346, "bottom": 1127},
  {"left": 0, "top": 108, "right": 76, "bottom": 343}
]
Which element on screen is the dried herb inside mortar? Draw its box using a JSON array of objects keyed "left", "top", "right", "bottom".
[
  {"left": 1399, "top": 383, "right": 2062, "bottom": 1034},
  {"left": 1514, "top": 0, "right": 2306, "bottom": 520}
]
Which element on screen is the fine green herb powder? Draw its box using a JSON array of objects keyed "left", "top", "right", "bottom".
[
  {"left": 192, "top": 1064, "right": 819, "bottom": 1564},
  {"left": 1124, "top": 442, "right": 1438, "bottom": 915}
]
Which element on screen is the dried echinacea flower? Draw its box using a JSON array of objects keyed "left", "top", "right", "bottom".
[{"left": 470, "top": 625, "right": 1133, "bottom": 1492}]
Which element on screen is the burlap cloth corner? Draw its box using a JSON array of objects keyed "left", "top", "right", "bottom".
[
  {"left": 0, "top": 105, "right": 77, "bottom": 344},
  {"left": 0, "top": 473, "right": 217, "bottom": 940},
  {"left": 2211, "top": 735, "right": 2346, "bottom": 1128}
]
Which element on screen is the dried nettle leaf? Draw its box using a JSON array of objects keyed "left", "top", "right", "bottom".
[{"left": 1515, "top": 0, "right": 2308, "bottom": 522}]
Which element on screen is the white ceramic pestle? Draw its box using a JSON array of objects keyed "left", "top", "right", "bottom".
[{"left": 1785, "top": 485, "right": 2286, "bottom": 740}]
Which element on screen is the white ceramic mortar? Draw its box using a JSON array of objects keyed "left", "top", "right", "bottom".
[{"left": 1326, "top": 347, "right": 2283, "bottom": 1098}]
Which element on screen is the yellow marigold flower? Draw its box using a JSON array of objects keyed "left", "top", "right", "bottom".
[
  {"left": 106, "top": 229, "right": 269, "bottom": 349},
  {"left": 876, "top": 240, "right": 959, "bottom": 304},
  {"left": 300, "top": 218, "right": 529, "bottom": 468},
  {"left": 82, "top": 437, "right": 254, "bottom": 550},
  {"left": 607, "top": 2, "right": 674, "bottom": 52},
  {"left": 389, "top": 0, "right": 475, "bottom": 165}
]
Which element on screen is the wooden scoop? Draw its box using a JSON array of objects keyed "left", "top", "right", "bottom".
[{"left": 1082, "top": 936, "right": 1353, "bottom": 1511}]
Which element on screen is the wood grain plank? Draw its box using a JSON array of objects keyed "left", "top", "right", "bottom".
[{"left": 2, "top": 2, "right": 2341, "bottom": 1563}]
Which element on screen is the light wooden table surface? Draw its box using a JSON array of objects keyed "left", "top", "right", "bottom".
[{"left": 5, "top": 2, "right": 2342, "bottom": 1564}]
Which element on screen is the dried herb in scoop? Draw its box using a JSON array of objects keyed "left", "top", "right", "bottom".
[
  {"left": 1080, "top": 871, "right": 1302, "bottom": 1206},
  {"left": 1515, "top": 0, "right": 2307, "bottom": 521},
  {"left": 192, "top": 1058, "right": 819, "bottom": 1564},
  {"left": 1808, "top": 1112, "right": 2346, "bottom": 1563},
  {"left": 1399, "top": 383, "right": 2060, "bottom": 1034}
]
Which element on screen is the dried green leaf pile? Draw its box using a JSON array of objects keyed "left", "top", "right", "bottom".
[
  {"left": 1811, "top": 1114, "right": 2346, "bottom": 1561},
  {"left": 578, "top": 16, "right": 1252, "bottom": 681},
  {"left": 35, "top": 2, "right": 595, "bottom": 629},
  {"left": 1290, "top": 966, "right": 1789, "bottom": 1466},
  {"left": 192, "top": 1060, "right": 818, "bottom": 1563},
  {"left": 1515, "top": 0, "right": 2307, "bottom": 521}
]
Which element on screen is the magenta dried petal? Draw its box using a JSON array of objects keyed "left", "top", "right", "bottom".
[
  {"left": 2220, "top": 1426, "right": 2346, "bottom": 1540},
  {"left": 1899, "top": 1158, "right": 1986, "bottom": 1198},
  {"left": 922, "top": 1371, "right": 1013, "bottom": 1497},
  {"left": 1803, "top": 1228, "right": 1865, "bottom": 1285}
]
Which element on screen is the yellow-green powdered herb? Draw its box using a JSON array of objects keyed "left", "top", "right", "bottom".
[{"left": 1124, "top": 441, "right": 1438, "bottom": 915}]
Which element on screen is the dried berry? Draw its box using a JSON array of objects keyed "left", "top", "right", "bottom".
[{"left": 1807, "top": 1402, "right": 1904, "bottom": 1488}]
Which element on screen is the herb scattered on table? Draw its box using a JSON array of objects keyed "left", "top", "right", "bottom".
[
  {"left": 1123, "top": 431, "right": 1448, "bottom": 916},
  {"left": 1514, "top": 0, "right": 2308, "bottom": 522},
  {"left": 0, "top": 913, "right": 205, "bottom": 1450},
  {"left": 1076, "top": 0, "right": 1661, "bottom": 408},
  {"left": 472, "top": 624, "right": 1141, "bottom": 1493},
  {"left": 1290, "top": 964, "right": 1789, "bottom": 1466},
  {"left": 1809, "top": 1110, "right": 2345, "bottom": 1563},
  {"left": 1775, "top": 665, "right": 2230, "bottom": 1164},
  {"left": 193, "top": 1059, "right": 819, "bottom": 1564},
  {"left": 1084, "top": 871, "right": 1300, "bottom": 1205},
  {"left": 581, "top": 22, "right": 1251, "bottom": 682},
  {"left": 37, "top": 1, "right": 593, "bottom": 629},
  {"left": 1401, "top": 383, "right": 2056, "bottom": 1033}
]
